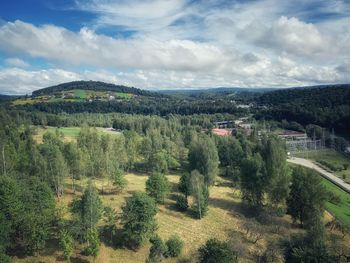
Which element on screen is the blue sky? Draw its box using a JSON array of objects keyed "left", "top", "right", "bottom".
[{"left": 0, "top": 0, "right": 350, "bottom": 94}]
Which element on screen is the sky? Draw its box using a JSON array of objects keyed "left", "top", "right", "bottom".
[{"left": 0, "top": 0, "right": 350, "bottom": 94}]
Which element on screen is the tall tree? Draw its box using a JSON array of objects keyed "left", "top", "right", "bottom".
[
  {"left": 287, "top": 167, "right": 327, "bottom": 225},
  {"left": 121, "top": 192, "right": 158, "bottom": 249},
  {"left": 190, "top": 170, "right": 209, "bottom": 219},
  {"left": 188, "top": 135, "right": 219, "bottom": 186},
  {"left": 260, "top": 136, "right": 290, "bottom": 206},
  {"left": 70, "top": 182, "right": 103, "bottom": 239},
  {"left": 146, "top": 173, "right": 170, "bottom": 204},
  {"left": 239, "top": 153, "right": 267, "bottom": 207}
]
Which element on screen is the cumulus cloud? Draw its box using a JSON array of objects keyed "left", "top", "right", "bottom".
[{"left": 0, "top": 0, "right": 350, "bottom": 93}]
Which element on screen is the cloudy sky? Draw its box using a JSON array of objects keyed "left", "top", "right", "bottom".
[{"left": 0, "top": 0, "right": 350, "bottom": 94}]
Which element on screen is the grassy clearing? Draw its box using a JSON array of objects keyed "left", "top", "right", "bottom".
[
  {"left": 33, "top": 126, "right": 120, "bottom": 143},
  {"left": 14, "top": 173, "right": 309, "bottom": 263},
  {"left": 115, "top": 92, "right": 133, "bottom": 99},
  {"left": 295, "top": 149, "right": 350, "bottom": 179},
  {"left": 321, "top": 177, "right": 350, "bottom": 226},
  {"left": 73, "top": 89, "right": 87, "bottom": 99}
]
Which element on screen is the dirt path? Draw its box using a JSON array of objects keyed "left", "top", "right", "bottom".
[{"left": 287, "top": 157, "right": 350, "bottom": 194}]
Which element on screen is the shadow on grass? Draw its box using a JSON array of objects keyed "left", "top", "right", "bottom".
[{"left": 100, "top": 226, "right": 125, "bottom": 250}]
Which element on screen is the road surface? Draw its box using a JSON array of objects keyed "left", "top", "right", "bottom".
[{"left": 287, "top": 157, "right": 350, "bottom": 194}]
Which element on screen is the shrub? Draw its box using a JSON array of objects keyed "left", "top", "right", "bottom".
[
  {"left": 198, "top": 238, "right": 237, "bottom": 263},
  {"left": 165, "top": 235, "right": 184, "bottom": 257},
  {"left": 175, "top": 194, "right": 189, "bottom": 211},
  {"left": 146, "top": 235, "right": 167, "bottom": 263}
]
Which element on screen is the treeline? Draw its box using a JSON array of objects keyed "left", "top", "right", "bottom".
[
  {"left": 31, "top": 80, "right": 162, "bottom": 97},
  {"left": 14, "top": 97, "right": 247, "bottom": 115},
  {"left": 255, "top": 85, "right": 350, "bottom": 132}
]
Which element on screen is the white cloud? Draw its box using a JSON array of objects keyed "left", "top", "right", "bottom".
[
  {"left": 4, "top": 57, "right": 30, "bottom": 68},
  {"left": 1, "top": 0, "right": 350, "bottom": 92}
]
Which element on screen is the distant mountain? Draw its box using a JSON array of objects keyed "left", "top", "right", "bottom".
[{"left": 32, "top": 80, "right": 163, "bottom": 97}]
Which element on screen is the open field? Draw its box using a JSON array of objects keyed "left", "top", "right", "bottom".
[
  {"left": 33, "top": 126, "right": 120, "bottom": 143},
  {"left": 295, "top": 149, "right": 350, "bottom": 179},
  {"left": 13, "top": 173, "right": 313, "bottom": 263},
  {"left": 12, "top": 89, "right": 134, "bottom": 106}
]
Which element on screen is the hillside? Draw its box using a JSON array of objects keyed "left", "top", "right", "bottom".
[
  {"left": 32, "top": 80, "right": 161, "bottom": 97},
  {"left": 255, "top": 84, "right": 350, "bottom": 132}
]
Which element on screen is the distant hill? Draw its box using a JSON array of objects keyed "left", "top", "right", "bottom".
[
  {"left": 255, "top": 84, "right": 350, "bottom": 132},
  {"left": 257, "top": 84, "right": 350, "bottom": 106},
  {"left": 32, "top": 80, "right": 162, "bottom": 97},
  {"left": 0, "top": 94, "right": 18, "bottom": 101},
  {"left": 158, "top": 87, "right": 277, "bottom": 95}
]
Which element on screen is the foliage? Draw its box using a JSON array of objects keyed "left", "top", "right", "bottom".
[
  {"left": 146, "top": 173, "right": 170, "bottom": 204},
  {"left": 165, "top": 234, "right": 184, "bottom": 257},
  {"left": 146, "top": 235, "right": 167, "bottom": 263},
  {"left": 175, "top": 194, "right": 189, "bottom": 211},
  {"left": 112, "top": 169, "right": 127, "bottom": 192},
  {"left": 188, "top": 135, "right": 219, "bottom": 186},
  {"left": 239, "top": 153, "right": 267, "bottom": 207},
  {"left": 190, "top": 170, "right": 209, "bottom": 219},
  {"left": 59, "top": 230, "right": 74, "bottom": 263},
  {"left": 70, "top": 182, "right": 103, "bottom": 239},
  {"left": 198, "top": 238, "right": 237, "bottom": 263},
  {"left": 286, "top": 167, "right": 327, "bottom": 225},
  {"left": 84, "top": 227, "right": 100, "bottom": 257},
  {"left": 121, "top": 192, "right": 158, "bottom": 249}
]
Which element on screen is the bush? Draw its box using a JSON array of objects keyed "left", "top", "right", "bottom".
[
  {"left": 198, "top": 238, "right": 237, "bottom": 263},
  {"left": 175, "top": 194, "right": 189, "bottom": 211},
  {"left": 165, "top": 235, "right": 184, "bottom": 257},
  {"left": 146, "top": 235, "right": 167, "bottom": 263}
]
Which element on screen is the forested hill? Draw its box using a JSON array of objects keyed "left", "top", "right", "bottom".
[
  {"left": 32, "top": 80, "right": 162, "bottom": 97},
  {"left": 255, "top": 84, "right": 350, "bottom": 132},
  {"left": 257, "top": 84, "right": 350, "bottom": 106}
]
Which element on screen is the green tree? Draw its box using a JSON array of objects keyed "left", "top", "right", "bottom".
[
  {"left": 240, "top": 153, "right": 267, "bottom": 207},
  {"left": 112, "top": 169, "right": 127, "bottom": 192},
  {"left": 146, "top": 173, "right": 170, "bottom": 204},
  {"left": 260, "top": 136, "right": 290, "bottom": 206},
  {"left": 190, "top": 170, "right": 209, "bottom": 219},
  {"left": 188, "top": 135, "right": 219, "bottom": 186},
  {"left": 198, "top": 238, "right": 237, "bottom": 263},
  {"left": 287, "top": 167, "right": 327, "bottom": 225},
  {"left": 121, "top": 192, "right": 158, "bottom": 249},
  {"left": 103, "top": 206, "right": 117, "bottom": 244},
  {"left": 59, "top": 230, "right": 74, "bottom": 263},
  {"left": 85, "top": 227, "right": 100, "bottom": 259},
  {"left": 70, "top": 182, "right": 103, "bottom": 239}
]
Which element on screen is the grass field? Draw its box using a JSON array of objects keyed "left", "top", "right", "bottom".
[
  {"left": 33, "top": 126, "right": 120, "bottom": 143},
  {"left": 115, "top": 92, "right": 133, "bottom": 99},
  {"left": 295, "top": 149, "right": 350, "bottom": 179},
  {"left": 73, "top": 89, "right": 87, "bottom": 99},
  {"left": 321, "top": 177, "right": 350, "bottom": 226},
  {"left": 13, "top": 173, "right": 312, "bottom": 263}
]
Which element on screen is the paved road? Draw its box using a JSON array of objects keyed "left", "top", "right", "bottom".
[{"left": 287, "top": 157, "right": 350, "bottom": 194}]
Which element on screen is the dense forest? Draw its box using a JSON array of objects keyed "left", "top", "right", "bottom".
[{"left": 255, "top": 85, "right": 350, "bottom": 132}]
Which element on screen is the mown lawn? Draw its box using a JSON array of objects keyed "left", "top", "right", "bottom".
[
  {"left": 295, "top": 149, "right": 350, "bottom": 179},
  {"left": 321, "top": 177, "right": 350, "bottom": 226}
]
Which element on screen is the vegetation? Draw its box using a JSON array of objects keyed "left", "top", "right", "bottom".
[{"left": 198, "top": 238, "right": 237, "bottom": 263}]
